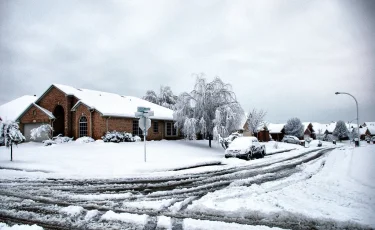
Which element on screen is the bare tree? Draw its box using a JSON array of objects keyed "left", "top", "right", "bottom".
[{"left": 246, "top": 109, "right": 267, "bottom": 137}]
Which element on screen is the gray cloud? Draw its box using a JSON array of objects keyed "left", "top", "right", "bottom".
[{"left": 0, "top": 0, "right": 374, "bottom": 123}]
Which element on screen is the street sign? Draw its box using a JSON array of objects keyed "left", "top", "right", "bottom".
[
  {"left": 137, "top": 107, "right": 150, "bottom": 112},
  {"left": 139, "top": 117, "right": 151, "bottom": 131},
  {"left": 135, "top": 107, "right": 154, "bottom": 163},
  {"left": 134, "top": 112, "right": 143, "bottom": 117}
]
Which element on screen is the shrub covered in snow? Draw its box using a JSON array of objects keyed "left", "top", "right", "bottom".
[
  {"left": 102, "top": 131, "right": 136, "bottom": 143},
  {"left": 30, "top": 124, "right": 53, "bottom": 141},
  {"left": 52, "top": 134, "right": 73, "bottom": 143},
  {"left": 76, "top": 136, "right": 95, "bottom": 143},
  {"left": 42, "top": 139, "right": 56, "bottom": 146},
  {"left": 133, "top": 135, "right": 142, "bottom": 142},
  {"left": 218, "top": 131, "right": 242, "bottom": 150}
]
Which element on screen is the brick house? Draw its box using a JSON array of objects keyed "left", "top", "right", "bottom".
[
  {"left": 15, "top": 84, "right": 178, "bottom": 141},
  {"left": 302, "top": 122, "right": 315, "bottom": 139}
]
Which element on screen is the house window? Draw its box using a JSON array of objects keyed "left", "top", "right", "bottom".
[
  {"left": 166, "top": 122, "right": 177, "bottom": 136},
  {"left": 133, "top": 120, "right": 143, "bottom": 137},
  {"left": 79, "top": 116, "right": 88, "bottom": 137},
  {"left": 153, "top": 121, "right": 158, "bottom": 133},
  {"left": 32, "top": 110, "right": 37, "bottom": 117}
]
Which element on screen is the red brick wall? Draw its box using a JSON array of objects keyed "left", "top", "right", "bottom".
[
  {"left": 37, "top": 86, "right": 79, "bottom": 137},
  {"left": 147, "top": 120, "right": 164, "bottom": 140},
  {"left": 38, "top": 87, "right": 69, "bottom": 136},
  {"left": 18, "top": 105, "right": 51, "bottom": 133}
]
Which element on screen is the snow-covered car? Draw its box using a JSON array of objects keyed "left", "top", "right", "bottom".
[
  {"left": 224, "top": 137, "right": 266, "bottom": 160},
  {"left": 282, "top": 135, "right": 301, "bottom": 144}
]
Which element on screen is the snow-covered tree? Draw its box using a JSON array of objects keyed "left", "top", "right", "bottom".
[
  {"left": 0, "top": 121, "right": 25, "bottom": 161},
  {"left": 142, "top": 90, "right": 159, "bottom": 104},
  {"left": 333, "top": 120, "right": 349, "bottom": 141},
  {"left": 142, "top": 86, "right": 178, "bottom": 110},
  {"left": 183, "top": 118, "right": 197, "bottom": 140},
  {"left": 30, "top": 124, "right": 53, "bottom": 141},
  {"left": 174, "top": 74, "right": 244, "bottom": 147},
  {"left": 284, "top": 117, "right": 304, "bottom": 138},
  {"left": 246, "top": 109, "right": 267, "bottom": 136}
]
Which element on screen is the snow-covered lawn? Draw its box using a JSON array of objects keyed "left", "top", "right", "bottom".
[
  {"left": 0, "top": 139, "right": 307, "bottom": 179},
  {"left": 188, "top": 144, "right": 375, "bottom": 228}
]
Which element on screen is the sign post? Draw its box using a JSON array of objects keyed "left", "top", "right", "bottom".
[{"left": 135, "top": 107, "right": 154, "bottom": 162}]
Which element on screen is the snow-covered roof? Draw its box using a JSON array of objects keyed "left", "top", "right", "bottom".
[
  {"left": 367, "top": 126, "right": 375, "bottom": 135},
  {"left": 33, "top": 103, "right": 55, "bottom": 119},
  {"left": 267, "top": 123, "right": 285, "bottom": 134},
  {"left": 359, "top": 127, "right": 368, "bottom": 135},
  {"left": 364, "top": 122, "right": 375, "bottom": 127},
  {"left": 310, "top": 122, "right": 328, "bottom": 134},
  {"left": 325, "top": 122, "right": 337, "bottom": 133},
  {"left": 0, "top": 95, "right": 37, "bottom": 121},
  {"left": 52, "top": 84, "right": 174, "bottom": 120}
]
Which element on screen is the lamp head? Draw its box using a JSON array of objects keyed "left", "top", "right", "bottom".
[{"left": 335, "top": 92, "right": 340, "bottom": 95}]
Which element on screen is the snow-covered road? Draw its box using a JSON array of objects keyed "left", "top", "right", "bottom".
[{"left": 2, "top": 146, "right": 371, "bottom": 230}]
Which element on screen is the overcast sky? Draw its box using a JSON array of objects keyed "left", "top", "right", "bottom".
[{"left": 0, "top": 0, "right": 374, "bottom": 123}]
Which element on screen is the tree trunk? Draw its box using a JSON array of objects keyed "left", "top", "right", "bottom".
[
  {"left": 209, "top": 134, "right": 212, "bottom": 148},
  {"left": 10, "top": 144, "right": 13, "bottom": 161}
]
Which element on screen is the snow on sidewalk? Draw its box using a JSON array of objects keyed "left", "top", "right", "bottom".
[
  {"left": 188, "top": 145, "right": 375, "bottom": 228},
  {"left": 0, "top": 223, "right": 43, "bottom": 230}
]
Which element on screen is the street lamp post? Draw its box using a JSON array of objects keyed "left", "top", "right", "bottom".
[{"left": 335, "top": 92, "right": 360, "bottom": 146}]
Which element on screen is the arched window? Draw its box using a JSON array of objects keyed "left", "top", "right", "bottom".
[{"left": 79, "top": 116, "right": 88, "bottom": 137}]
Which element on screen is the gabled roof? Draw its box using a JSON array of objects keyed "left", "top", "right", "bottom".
[
  {"left": 47, "top": 84, "right": 175, "bottom": 120},
  {"left": 311, "top": 122, "right": 328, "bottom": 134},
  {"left": 0, "top": 95, "right": 37, "bottom": 121},
  {"left": 302, "top": 122, "right": 314, "bottom": 132},
  {"left": 15, "top": 103, "right": 55, "bottom": 121}
]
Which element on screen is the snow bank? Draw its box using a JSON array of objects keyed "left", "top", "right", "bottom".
[
  {"left": 188, "top": 145, "right": 375, "bottom": 227},
  {"left": 183, "top": 218, "right": 285, "bottom": 230},
  {"left": 0, "top": 223, "right": 43, "bottom": 230},
  {"left": 59, "top": 205, "right": 84, "bottom": 217},
  {"left": 101, "top": 210, "right": 148, "bottom": 225},
  {"left": 75, "top": 137, "right": 95, "bottom": 143}
]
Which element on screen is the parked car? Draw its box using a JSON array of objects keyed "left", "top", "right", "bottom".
[
  {"left": 282, "top": 135, "right": 301, "bottom": 144},
  {"left": 225, "top": 137, "right": 266, "bottom": 160}
]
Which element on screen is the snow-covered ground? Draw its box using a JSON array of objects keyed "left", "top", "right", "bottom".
[
  {"left": 188, "top": 144, "right": 375, "bottom": 228},
  {"left": 0, "top": 139, "right": 307, "bottom": 179},
  {"left": 1, "top": 140, "right": 373, "bottom": 229}
]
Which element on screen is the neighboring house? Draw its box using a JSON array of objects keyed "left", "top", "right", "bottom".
[
  {"left": 0, "top": 95, "right": 37, "bottom": 122},
  {"left": 267, "top": 123, "right": 285, "bottom": 141},
  {"left": 302, "top": 122, "right": 315, "bottom": 139},
  {"left": 367, "top": 126, "right": 375, "bottom": 137},
  {"left": 362, "top": 122, "right": 375, "bottom": 128},
  {"left": 359, "top": 127, "right": 370, "bottom": 140},
  {"left": 15, "top": 84, "right": 178, "bottom": 141}
]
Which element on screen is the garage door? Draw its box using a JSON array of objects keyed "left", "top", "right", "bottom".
[{"left": 24, "top": 123, "right": 50, "bottom": 142}]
